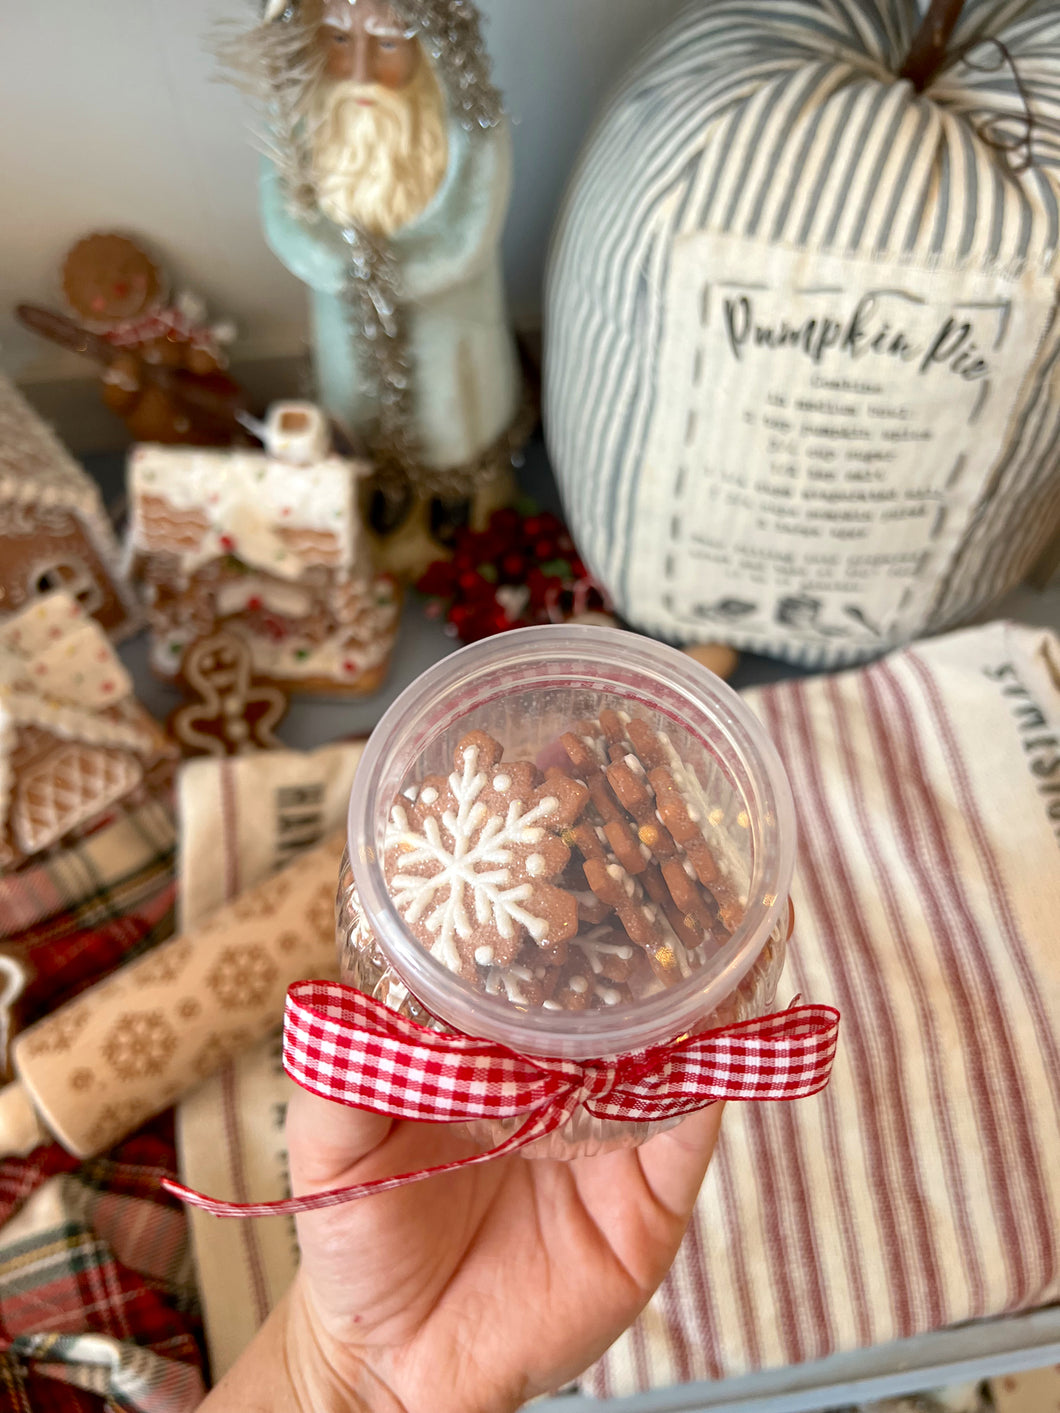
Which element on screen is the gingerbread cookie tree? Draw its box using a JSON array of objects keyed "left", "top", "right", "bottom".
[{"left": 385, "top": 731, "right": 588, "bottom": 979}]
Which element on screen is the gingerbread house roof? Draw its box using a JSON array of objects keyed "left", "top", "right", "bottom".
[
  {"left": 0, "top": 594, "right": 169, "bottom": 859},
  {"left": 0, "top": 375, "right": 141, "bottom": 634},
  {"left": 129, "top": 444, "right": 370, "bottom": 581},
  {"left": 0, "top": 376, "right": 99, "bottom": 512}
]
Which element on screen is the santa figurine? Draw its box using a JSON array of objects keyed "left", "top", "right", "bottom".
[{"left": 229, "top": 0, "right": 526, "bottom": 528}]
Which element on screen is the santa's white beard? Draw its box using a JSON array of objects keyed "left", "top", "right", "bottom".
[{"left": 308, "top": 65, "right": 449, "bottom": 236}]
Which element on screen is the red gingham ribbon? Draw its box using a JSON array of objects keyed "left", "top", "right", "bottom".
[{"left": 163, "top": 981, "right": 839, "bottom": 1218}]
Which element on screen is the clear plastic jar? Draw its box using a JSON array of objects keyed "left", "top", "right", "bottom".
[{"left": 338, "top": 624, "right": 796, "bottom": 1158}]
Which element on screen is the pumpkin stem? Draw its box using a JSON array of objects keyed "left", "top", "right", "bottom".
[{"left": 899, "top": 0, "right": 967, "bottom": 90}]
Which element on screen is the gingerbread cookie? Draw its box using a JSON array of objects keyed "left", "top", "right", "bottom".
[
  {"left": 637, "top": 857, "right": 714, "bottom": 953},
  {"left": 169, "top": 632, "right": 287, "bottom": 757},
  {"left": 378, "top": 703, "right": 754, "bottom": 1013},
  {"left": 541, "top": 954, "right": 594, "bottom": 1011},
  {"left": 562, "top": 733, "right": 696, "bottom": 950},
  {"left": 485, "top": 961, "right": 548, "bottom": 1009},
  {"left": 384, "top": 731, "right": 588, "bottom": 980},
  {"left": 593, "top": 711, "right": 746, "bottom": 937},
  {"left": 581, "top": 857, "right": 696, "bottom": 983},
  {"left": 661, "top": 858, "right": 723, "bottom": 937},
  {"left": 650, "top": 766, "right": 743, "bottom": 930},
  {"left": 572, "top": 925, "right": 637, "bottom": 984},
  {"left": 598, "top": 708, "right": 631, "bottom": 750},
  {"left": 558, "top": 731, "right": 623, "bottom": 824},
  {"left": 595, "top": 816, "right": 704, "bottom": 953},
  {"left": 625, "top": 716, "right": 670, "bottom": 771},
  {"left": 605, "top": 757, "right": 678, "bottom": 858}
]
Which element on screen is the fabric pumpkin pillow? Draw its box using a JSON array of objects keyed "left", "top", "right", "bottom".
[{"left": 545, "top": 0, "right": 1060, "bottom": 666}]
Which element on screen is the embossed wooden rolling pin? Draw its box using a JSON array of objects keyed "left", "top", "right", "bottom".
[{"left": 0, "top": 830, "right": 346, "bottom": 1159}]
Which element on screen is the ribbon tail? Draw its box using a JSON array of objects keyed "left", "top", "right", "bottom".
[{"left": 161, "top": 1102, "right": 570, "bottom": 1219}]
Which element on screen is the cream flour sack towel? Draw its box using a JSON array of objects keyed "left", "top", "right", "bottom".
[
  {"left": 546, "top": 0, "right": 1060, "bottom": 666},
  {"left": 175, "top": 742, "right": 364, "bottom": 1380},
  {"left": 586, "top": 620, "right": 1060, "bottom": 1397}
]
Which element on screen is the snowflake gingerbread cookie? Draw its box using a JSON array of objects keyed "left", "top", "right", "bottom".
[
  {"left": 365, "top": 707, "right": 759, "bottom": 1016},
  {"left": 384, "top": 731, "right": 589, "bottom": 981}
]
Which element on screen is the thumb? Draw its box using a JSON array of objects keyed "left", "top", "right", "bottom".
[
  {"left": 286, "top": 1086, "right": 395, "bottom": 1193},
  {"left": 636, "top": 1101, "right": 725, "bottom": 1220}
]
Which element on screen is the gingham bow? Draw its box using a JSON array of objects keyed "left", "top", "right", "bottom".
[{"left": 163, "top": 981, "right": 839, "bottom": 1217}]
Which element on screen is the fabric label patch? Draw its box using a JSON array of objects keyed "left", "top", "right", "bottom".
[{"left": 631, "top": 234, "right": 1056, "bottom": 655}]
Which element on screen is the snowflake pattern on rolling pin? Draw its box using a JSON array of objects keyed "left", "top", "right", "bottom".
[{"left": 383, "top": 730, "right": 588, "bottom": 979}]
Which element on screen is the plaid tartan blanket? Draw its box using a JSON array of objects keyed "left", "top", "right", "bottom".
[
  {"left": 0, "top": 798, "right": 202, "bottom": 1412},
  {"left": 0, "top": 800, "right": 175, "bottom": 944},
  {"left": 0, "top": 1118, "right": 204, "bottom": 1413},
  {"left": 0, "top": 800, "right": 177, "bottom": 1043}
]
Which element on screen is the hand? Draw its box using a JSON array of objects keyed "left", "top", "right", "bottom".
[{"left": 269, "top": 1092, "right": 720, "bottom": 1412}]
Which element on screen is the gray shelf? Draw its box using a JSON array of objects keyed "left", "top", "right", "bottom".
[
  {"left": 535, "top": 1307, "right": 1060, "bottom": 1411},
  {"left": 111, "top": 433, "right": 821, "bottom": 743}
]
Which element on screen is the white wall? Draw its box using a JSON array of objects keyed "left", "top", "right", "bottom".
[{"left": 1, "top": 0, "right": 689, "bottom": 382}]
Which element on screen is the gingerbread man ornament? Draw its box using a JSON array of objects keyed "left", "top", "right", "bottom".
[{"left": 170, "top": 632, "right": 286, "bottom": 757}]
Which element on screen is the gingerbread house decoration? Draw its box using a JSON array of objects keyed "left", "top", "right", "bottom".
[
  {"left": 0, "top": 375, "right": 140, "bottom": 639},
  {"left": 0, "top": 593, "right": 175, "bottom": 871},
  {"left": 126, "top": 403, "right": 400, "bottom": 696}
]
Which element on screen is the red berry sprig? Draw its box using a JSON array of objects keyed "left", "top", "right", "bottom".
[{"left": 417, "top": 506, "right": 610, "bottom": 644}]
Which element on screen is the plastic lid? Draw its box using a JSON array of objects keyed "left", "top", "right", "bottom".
[{"left": 349, "top": 625, "right": 796, "bottom": 1060}]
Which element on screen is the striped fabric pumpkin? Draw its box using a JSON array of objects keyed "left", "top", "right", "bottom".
[{"left": 545, "top": 0, "right": 1060, "bottom": 666}]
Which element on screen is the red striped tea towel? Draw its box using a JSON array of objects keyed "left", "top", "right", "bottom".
[{"left": 585, "top": 621, "right": 1060, "bottom": 1397}]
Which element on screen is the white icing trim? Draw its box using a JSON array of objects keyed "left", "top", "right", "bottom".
[
  {"left": 214, "top": 576, "right": 313, "bottom": 620},
  {"left": 129, "top": 445, "right": 369, "bottom": 579}
]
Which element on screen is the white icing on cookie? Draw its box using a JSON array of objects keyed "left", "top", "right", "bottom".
[{"left": 385, "top": 742, "right": 567, "bottom": 972}]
